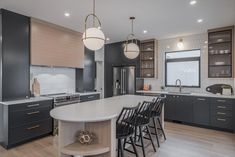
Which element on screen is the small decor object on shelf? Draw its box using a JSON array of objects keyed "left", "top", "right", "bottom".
[
  {"left": 32, "top": 78, "right": 40, "bottom": 97},
  {"left": 76, "top": 130, "right": 97, "bottom": 145}
]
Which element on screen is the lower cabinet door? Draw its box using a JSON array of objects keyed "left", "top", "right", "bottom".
[
  {"left": 175, "top": 96, "right": 193, "bottom": 123},
  {"left": 165, "top": 95, "right": 176, "bottom": 120},
  {"left": 8, "top": 119, "right": 52, "bottom": 146},
  {"left": 193, "top": 97, "right": 210, "bottom": 126}
]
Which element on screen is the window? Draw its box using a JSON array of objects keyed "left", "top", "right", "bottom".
[{"left": 165, "top": 49, "right": 201, "bottom": 87}]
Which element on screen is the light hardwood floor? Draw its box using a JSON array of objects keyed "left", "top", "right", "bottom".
[{"left": 1, "top": 122, "right": 235, "bottom": 157}]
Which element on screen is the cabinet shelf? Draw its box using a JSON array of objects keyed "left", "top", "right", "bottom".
[
  {"left": 61, "top": 142, "right": 110, "bottom": 156},
  {"left": 209, "top": 64, "right": 232, "bottom": 67},
  {"left": 208, "top": 41, "right": 231, "bottom": 45}
]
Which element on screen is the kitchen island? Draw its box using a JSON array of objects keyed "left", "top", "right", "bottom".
[{"left": 50, "top": 95, "right": 156, "bottom": 157}]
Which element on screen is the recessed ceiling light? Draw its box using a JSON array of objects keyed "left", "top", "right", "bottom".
[
  {"left": 106, "top": 38, "right": 110, "bottom": 41},
  {"left": 64, "top": 12, "right": 70, "bottom": 17},
  {"left": 197, "top": 19, "right": 203, "bottom": 23},
  {"left": 190, "top": 0, "right": 197, "bottom": 5},
  {"left": 143, "top": 30, "right": 148, "bottom": 34},
  {"left": 204, "top": 41, "right": 208, "bottom": 44}
]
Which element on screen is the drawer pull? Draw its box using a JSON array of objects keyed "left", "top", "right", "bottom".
[
  {"left": 217, "top": 106, "right": 226, "bottom": 109},
  {"left": 27, "top": 125, "right": 40, "bottom": 130},
  {"left": 217, "top": 100, "right": 226, "bottom": 103},
  {"left": 217, "top": 118, "right": 226, "bottom": 122},
  {"left": 217, "top": 112, "right": 226, "bottom": 115},
  {"left": 88, "top": 96, "right": 94, "bottom": 99},
  {"left": 197, "top": 98, "right": 206, "bottom": 101},
  {"left": 27, "top": 104, "right": 40, "bottom": 108},
  {"left": 27, "top": 111, "right": 40, "bottom": 115}
]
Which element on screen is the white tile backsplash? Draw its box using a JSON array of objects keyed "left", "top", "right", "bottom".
[
  {"left": 30, "top": 66, "right": 76, "bottom": 95},
  {"left": 144, "top": 33, "right": 235, "bottom": 93}
]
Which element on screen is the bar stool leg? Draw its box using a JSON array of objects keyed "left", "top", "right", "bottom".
[
  {"left": 146, "top": 125, "right": 156, "bottom": 152},
  {"left": 139, "top": 126, "right": 146, "bottom": 157},
  {"left": 152, "top": 117, "right": 160, "bottom": 147},
  {"left": 118, "top": 139, "right": 120, "bottom": 157},
  {"left": 120, "top": 139, "right": 124, "bottom": 157},
  {"left": 157, "top": 118, "right": 166, "bottom": 140},
  {"left": 130, "top": 136, "right": 139, "bottom": 157}
]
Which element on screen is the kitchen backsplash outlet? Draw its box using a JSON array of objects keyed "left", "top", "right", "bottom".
[{"left": 30, "top": 66, "right": 76, "bottom": 95}]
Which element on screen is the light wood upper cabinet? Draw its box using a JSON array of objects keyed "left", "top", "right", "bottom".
[{"left": 30, "top": 18, "right": 84, "bottom": 68}]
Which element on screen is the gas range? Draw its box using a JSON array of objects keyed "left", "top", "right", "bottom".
[{"left": 43, "top": 93, "right": 80, "bottom": 107}]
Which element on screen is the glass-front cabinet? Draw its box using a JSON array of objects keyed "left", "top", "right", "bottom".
[
  {"left": 208, "top": 26, "right": 234, "bottom": 78},
  {"left": 140, "top": 39, "right": 158, "bottom": 78}
]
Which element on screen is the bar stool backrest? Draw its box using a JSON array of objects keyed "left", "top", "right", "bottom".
[
  {"left": 137, "top": 101, "right": 155, "bottom": 120},
  {"left": 116, "top": 104, "right": 139, "bottom": 129}
]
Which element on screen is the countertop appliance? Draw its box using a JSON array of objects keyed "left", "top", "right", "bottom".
[
  {"left": 206, "top": 84, "right": 233, "bottom": 95},
  {"left": 113, "top": 66, "right": 135, "bottom": 96}
]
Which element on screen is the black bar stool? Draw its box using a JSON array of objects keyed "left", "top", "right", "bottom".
[
  {"left": 116, "top": 105, "right": 139, "bottom": 157},
  {"left": 124, "top": 101, "right": 156, "bottom": 157},
  {"left": 148, "top": 96, "right": 167, "bottom": 147}
]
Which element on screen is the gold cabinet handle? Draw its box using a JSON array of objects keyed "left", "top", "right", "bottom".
[
  {"left": 217, "top": 100, "right": 226, "bottom": 103},
  {"left": 217, "top": 112, "right": 226, "bottom": 115},
  {"left": 217, "top": 118, "right": 226, "bottom": 122},
  {"left": 27, "top": 104, "right": 40, "bottom": 108},
  {"left": 27, "top": 111, "right": 40, "bottom": 115},
  {"left": 27, "top": 125, "right": 40, "bottom": 130},
  {"left": 217, "top": 106, "right": 226, "bottom": 109},
  {"left": 197, "top": 98, "right": 206, "bottom": 101}
]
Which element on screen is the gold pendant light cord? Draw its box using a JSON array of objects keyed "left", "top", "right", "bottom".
[{"left": 93, "top": 0, "right": 95, "bottom": 27}]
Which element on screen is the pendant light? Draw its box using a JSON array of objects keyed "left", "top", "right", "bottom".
[
  {"left": 124, "top": 17, "right": 140, "bottom": 59},
  {"left": 82, "top": 0, "right": 105, "bottom": 51}
]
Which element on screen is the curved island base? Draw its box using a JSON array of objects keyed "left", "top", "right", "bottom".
[{"left": 58, "top": 119, "right": 116, "bottom": 157}]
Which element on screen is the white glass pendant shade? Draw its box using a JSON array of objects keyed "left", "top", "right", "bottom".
[
  {"left": 124, "top": 43, "right": 140, "bottom": 59},
  {"left": 82, "top": 27, "right": 105, "bottom": 51}
]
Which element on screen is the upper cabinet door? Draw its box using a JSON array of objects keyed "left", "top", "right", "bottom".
[{"left": 30, "top": 18, "right": 84, "bottom": 68}]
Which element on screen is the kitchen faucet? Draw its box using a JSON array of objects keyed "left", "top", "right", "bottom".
[{"left": 175, "top": 79, "right": 182, "bottom": 93}]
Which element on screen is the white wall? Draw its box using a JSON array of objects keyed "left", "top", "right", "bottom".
[
  {"left": 30, "top": 66, "right": 76, "bottom": 95},
  {"left": 144, "top": 33, "right": 234, "bottom": 93}
]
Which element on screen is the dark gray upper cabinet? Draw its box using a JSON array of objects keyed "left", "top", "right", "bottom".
[
  {"left": 83, "top": 48, "right": 96, "bottom": 91},
  {"left": 193, "top": 97, "right": 210, "bottom": 125},
  {"left": 104, "top": 41, "right": 140, "bottom": 98},
  {"left": 0, "top": 9, "right": 30, "bottom": 101},
  {"left": 76, "top": 48, "right": 96, "bottom": 92}
]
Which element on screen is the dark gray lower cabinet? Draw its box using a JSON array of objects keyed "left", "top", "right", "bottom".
[
  {"left": 165, "top": 95, "right": 193, "bottom": 123},
  {"left": 165, "top": 94, "right": 235, "bottom": 132},
  {"left": 0, "top": 99, "right": 53, "bottom": 149},
  {"left": 80, "top": 93, "right": 100, "bottom": 102},
  {"left": 210, "top": 98, "right": 234, "bottom": 130},
  {"left": 193, "top": 97, "right": 210, "bottom": 126}
]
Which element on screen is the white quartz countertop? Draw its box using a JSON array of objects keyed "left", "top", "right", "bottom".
[
  {"left": 136, "top": 90, "right": 235, "bottom": 99},
  {"left": 50, "top": 95, "right": 154, "bottom": 122},
  {"left": 1, "top": 97, "right": 53, "bottom": 105}
]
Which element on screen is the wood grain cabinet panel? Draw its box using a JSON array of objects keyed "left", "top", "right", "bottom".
[{"left": 30, "top": 18, "right": 84, "bottom": 68}]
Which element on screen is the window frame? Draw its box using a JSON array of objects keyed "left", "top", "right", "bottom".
[{"left": 165, "top": 49, "right": 201, "bottom": 88}]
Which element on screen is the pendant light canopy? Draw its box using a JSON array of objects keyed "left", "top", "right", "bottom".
[
  {"left": 82, "top": 0, "right": 105, "bottom": 51},
  {"left": 124, "top": 17, "right": 140, "bottom": 59}
]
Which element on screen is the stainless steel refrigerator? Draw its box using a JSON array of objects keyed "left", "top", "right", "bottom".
[{"left": 113, "top": 66, "right": 135, "bottom": 96}]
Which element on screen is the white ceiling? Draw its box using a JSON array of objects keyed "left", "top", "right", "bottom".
[{"left": 1, "top": 0, "right": 235, "bottom": 43}]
